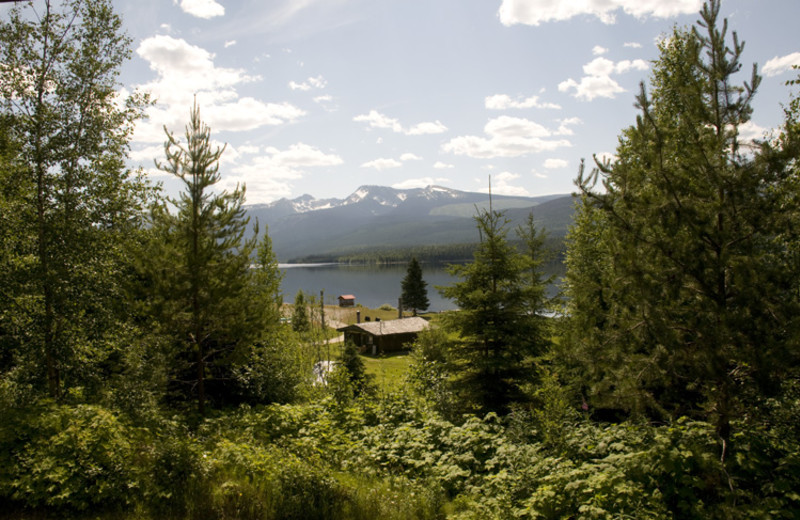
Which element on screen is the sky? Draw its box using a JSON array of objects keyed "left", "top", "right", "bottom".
[{"left": 10, "top": 0, "right": 800, "bottom": 204}]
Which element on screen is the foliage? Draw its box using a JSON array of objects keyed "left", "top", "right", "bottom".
[
  {"left": 251, "top": 224, "right": 284, "bottom": 327},
  {"left": 565, "top": 0, "right": 800, "bottom": 441},
  {"left": 291, "top": 290, "right": 311, "bottom": 333},
  {"left": 338, "top": 342, "right": 373, "bottom": 397},
  {"left": 0, "top": 403, "right": 142, "bottom": 513},
  {"left": 402, "top": 257, "right": 430, "bottom": 316},
  {"left": 439, "top": 209, "right": 553, "bottom": 414},
  {"left": 0, "top": 0, "right": 149, "bottom": 400},
  {"left": 406, "top": 327, "right": 458, "bottom": 418},
  {"left": 142, "top": 100, "right": 278, "bottom": 414}
]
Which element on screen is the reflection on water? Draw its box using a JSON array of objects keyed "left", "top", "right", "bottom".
[{"left": 279, "top": 263, "right": 563, "bottom": 312}]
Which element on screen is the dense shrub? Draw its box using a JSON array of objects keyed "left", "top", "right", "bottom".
[{"left": 0, "top": 404, "right": 141, "bottom": 513}]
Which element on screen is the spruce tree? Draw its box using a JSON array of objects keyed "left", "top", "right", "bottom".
[
  {"left": 440, "top": 209, "right": 551, "bottom": 414},
  {"left": 566, "top": 0, "right": 800, "bottom": 443},
  {"left": 292, "top": 290, "right": 311, "bottom": 333},
  {"left": 401, "top": 257, "right": 430, "bottom": 316}
]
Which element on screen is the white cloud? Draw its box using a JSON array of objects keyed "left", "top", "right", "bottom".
[
  {"left": 434, "top": 161, "right": 455, "bottom": 169},
  {"left": 763, "top": 52, "right": 800, "bottom": 77},
  {"left": 485, "top": 94, "right": 561, "bottom": 110},
  {"left": 442, "top": 115, "right": 572, "bottom": 159},
  {"left": 353, "top": 110, "right": 403, "bottom": 133},
  {"left": 236, "top": 144, "right": 260, "bottom": 155},
  {"left": 406, "top": 120, "right": 448, "bottom": 135},
  {"left": 615, "top": 59, "right": 649, "bottom": 74},
  {"left": 559, "top": 56, "right": 648, "bottom": 101},
  {"left": 133, "top": 35, "right": 304, "bottom": 143},
  {"left": 175, "top": 0, "right": 224, "bottom": 19},
  {"left": 221, "top": 143, "right": 343, "bottom": 204},
  {"left": 498, "top": 0, "right": 702, "bottom": 26},
  {"left": 400, "top": 153, "right": 422, "bottom": 161},
  {"left": 593, "top": 45, "right": 608, "bottom": 56},
  {"left": 481, "top": 172, "right": 530, "bottom": 196},
  {"left": 624, "top": 42, "right": 642, "bottom": 48},
  {"left": 556, "top": 117, "right": 582, "bottom": 135},
  {"left": 314, "top": 94, "right": 332, "bottom": 103},
  {"left": 737, "top": 120, "right": 768, "bottom": 144},
  {"left": 392, "top": 177, "right": 451, "bottom": 190},
  {"left": 559, "top": 76, "right": 624, "bottom": 100},
  {"left": 204, "top": 99, "right": 305, "bottom": 131},
  {"left": 290, "top": 75, "right": 327, "bottom": 91},
  {"left": 543, "top": 158, "right": 568, "bottom": 169},
  {"left": 308, "top": 76, "right": 327, "bottom": 88},
  {"left": 361, "top": 158, "right": 403, "bottom": 170},
  {"left": 224, "top": 40, "right": 236, "bottom": 48},
  {"left": 354, "top": 110, "right": 447, "bottom": 135},
  {"left": 129, "top": 144, "right": 165, "bottom": 165},
  {"left": 289, "top": 81, "right": 311, "bottom": 91}
]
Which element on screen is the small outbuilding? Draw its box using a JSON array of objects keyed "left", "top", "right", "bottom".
[
  {"left": 337, "top": 317, "right": 429, "bottom": 355},
  {"left": 338, "top": 294, "right": 356, "bottom": 307}
]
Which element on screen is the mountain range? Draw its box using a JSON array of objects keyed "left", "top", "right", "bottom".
[{"left": 245, "top": 185, "right": 575, "bottom": 262}]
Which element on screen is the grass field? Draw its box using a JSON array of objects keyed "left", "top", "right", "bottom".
[{"left": 360, "top": 352, "right": 411, "bottom": 392}]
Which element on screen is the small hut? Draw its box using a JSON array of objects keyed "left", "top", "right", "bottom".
[
  {"left": 337, "top": 317, "right": 429, "bottom": 355},
  {"left": 338, "top": 294, "right": 356, "bottom": 307}
]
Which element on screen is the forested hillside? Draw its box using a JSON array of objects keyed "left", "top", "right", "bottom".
[{"left": 1, "top": 1, "right": 799, "bottom": 519}]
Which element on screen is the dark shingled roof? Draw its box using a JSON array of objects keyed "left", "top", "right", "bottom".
[{"left": 337, "top": 316, "right": 429, "bottom": 336}]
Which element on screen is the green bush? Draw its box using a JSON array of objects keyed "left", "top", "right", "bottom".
[{"left": 1, "top": 404, "right": 140, "bottom": 512}]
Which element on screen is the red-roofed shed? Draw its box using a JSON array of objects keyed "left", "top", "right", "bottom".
[{"left": 338, "top": 294, "right": 356, "bottom": 307}]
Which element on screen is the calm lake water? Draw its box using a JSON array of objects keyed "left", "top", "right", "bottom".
[
  {"left": 280, "top": 263, "right": 460, "bottom": 312},
  {"left": 279, "top": 262, "right": 564, "bottom": 312}
]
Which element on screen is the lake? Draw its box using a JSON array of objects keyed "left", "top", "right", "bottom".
[
  {"left": 279, "top": 262, "right": 564, "bottom": 312},
  {"left": 280, "top": 263, "right": 460, "bottom": 312}
]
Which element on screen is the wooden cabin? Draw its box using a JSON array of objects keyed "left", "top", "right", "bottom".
[
  {"left": 337, "top": 317, "right": 429, "bottom": 354},
  {"left": 338, "top": 294, "right": 356, "bottom": 307}
]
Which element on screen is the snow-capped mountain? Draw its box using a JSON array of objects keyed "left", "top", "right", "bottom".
[
  {"left": 255, "top": 185, "right": 467, "bottom": 216},
  {"left": 245, "top": 185, "right": 572, "bottom": 261}
]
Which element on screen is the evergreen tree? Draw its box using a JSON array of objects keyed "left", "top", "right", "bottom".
[
  {"left": 292, "top": 290, "right": 311, "bottom": 333},
  {"left": 401, "top": 257, "right": 429, "bottom": 316},
  {"left": 251, "top": 224, "right": 284, "bottom": 326},
  {"left": 147, "top": 100, "right": 257, "bottom": 414},
  {"left": 0, "top": 0, "right": 148, "bottom": 399},
  {"left": 440, "top": 209, "right": 551, "bottom": 414},
  {"left": 566, "top": 0, "right": 800, "bottom": 442},
  {"left": 339, "top": 342, "right": 372, "bottom": 396}
]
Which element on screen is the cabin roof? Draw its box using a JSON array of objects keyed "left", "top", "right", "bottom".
[
  {"left": 337, "top": 316, "right": 429, "bottom": 336},
  {"left": 338, "top": 294, "right": 356, "bottom": 300}
]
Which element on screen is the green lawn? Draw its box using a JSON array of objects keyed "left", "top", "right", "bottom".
[{"left": 360, "top": 352, "right": 411, "bottom": 392}]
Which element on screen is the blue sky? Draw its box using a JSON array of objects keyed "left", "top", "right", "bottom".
[{"left": 96, "top": 1, "right": 800, "bottom": 202}]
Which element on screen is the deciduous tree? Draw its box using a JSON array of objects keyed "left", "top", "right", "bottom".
[{"left": 0, "top": 0, "right": 148, "bottom": 399}]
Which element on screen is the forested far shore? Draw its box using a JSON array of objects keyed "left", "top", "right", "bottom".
[{"left": 289, "top": 236, "right": 566, "bottom": 267}]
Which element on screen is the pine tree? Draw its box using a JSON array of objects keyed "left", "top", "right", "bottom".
[
  {"left": 401, "top": 257, "right": 430, "bottom": 316},
  {"left": 148, "top": 99, "right": 257, "bottom": 414},
  {"left": 566, "top": 0, "right": 800, "bottom": 442}
]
